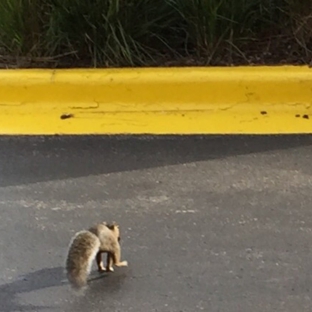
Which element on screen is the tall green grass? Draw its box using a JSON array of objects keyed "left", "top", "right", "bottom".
[
  {"left": 169, "top": 0, "right": 274, "bottom": 63},
  {"left": 45, "top": 0, "right": 180, "bottom": 66},
  {"left": 0, "top": 0, "right": 311, "bottom": 67}
]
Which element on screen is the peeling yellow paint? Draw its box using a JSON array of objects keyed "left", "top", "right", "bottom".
[{"left": 0, "top": 66, "right": 312, "bottom": 134}]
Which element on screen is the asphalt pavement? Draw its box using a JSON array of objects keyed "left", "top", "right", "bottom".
[{"left": 0, "top": 135, "right": 312, "bottom": 312}]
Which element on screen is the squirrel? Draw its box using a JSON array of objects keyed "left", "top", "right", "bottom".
[{"left": 65, "top": 221, "right": 128, "bottom": 289}]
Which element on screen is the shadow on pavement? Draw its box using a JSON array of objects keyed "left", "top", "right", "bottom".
[
  {"left": 64, "top": 272, "right": 128, "bottom": 312},
  {"left": 0, "top": 135, "right": 311, "bottom": 187},
  {"left": 0, "top": 267, "right": 64, "bottom": 312}
]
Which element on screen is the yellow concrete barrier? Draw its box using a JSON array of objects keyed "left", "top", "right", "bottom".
[{"left": 0, "top": 66, "right": 312, "bottom": 135}]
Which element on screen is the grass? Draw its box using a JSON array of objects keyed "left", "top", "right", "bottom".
[{"left": 0, "top": 0, "right": 311, "bottom": 68}]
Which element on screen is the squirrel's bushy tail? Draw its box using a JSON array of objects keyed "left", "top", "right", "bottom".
[{"left": 66, "top": 230, "right": 100, "bottom": 289}]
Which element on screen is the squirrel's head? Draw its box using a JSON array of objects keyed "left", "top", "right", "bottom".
[{"left": 106, "top": 222, "right": 121, "bottom": 242}]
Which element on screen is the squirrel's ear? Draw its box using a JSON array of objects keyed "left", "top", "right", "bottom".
[
  {"left": 106, "top": 222, "right": 119, "bottom": 230},
  {"left": 111, "top": 221, "right": 119, "bottom": 228}
]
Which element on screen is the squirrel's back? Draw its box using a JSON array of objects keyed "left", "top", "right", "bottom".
[{"left": 66, "top": 230, "right": 100, "bottom": 288}]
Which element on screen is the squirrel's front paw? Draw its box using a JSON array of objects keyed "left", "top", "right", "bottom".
[{"left": 120, "top": 261, "right": 128, "bottom": 267}]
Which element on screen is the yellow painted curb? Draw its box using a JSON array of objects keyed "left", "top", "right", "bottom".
[{"left": 0, "top": 66, "right": 312, "bottom": 135}]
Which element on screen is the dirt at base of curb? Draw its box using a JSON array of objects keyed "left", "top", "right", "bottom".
[{"left": 0, "top": 36, "right": 311, "bottom": 69}]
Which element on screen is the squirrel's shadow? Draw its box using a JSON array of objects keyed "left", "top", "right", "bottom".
[
  {"left": 0, "top": 266, "right": 127, "bottom": 312},
  {"left": 0, "top": 266, "right": 64, "bottom": 312},
  {"left": 64, "top": 271, "right": 128, "bottom": 312}
]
